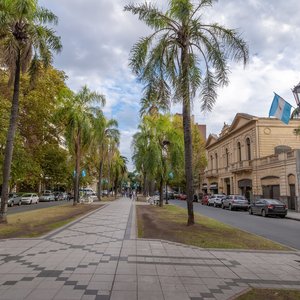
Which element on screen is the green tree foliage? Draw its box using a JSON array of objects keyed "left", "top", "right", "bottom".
[
  {"left": 0, "top": 0, "right": 62, "bottom": 223},
  {"left": 126, "top": 0, "right": 248, "bottom": 225},
  {"left": 57, "top": 86, "right": 105, "bottom": 205},
  {"left": 132, "top": 114, "right": 183, "bottom": 206}
]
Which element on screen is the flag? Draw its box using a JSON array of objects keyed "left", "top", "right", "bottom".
[{"left": 269, "top": 93, "right": 292, "bottom": 124}]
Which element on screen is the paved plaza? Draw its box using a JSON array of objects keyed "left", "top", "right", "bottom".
[{"left": 0, "top": 197, "right": 300, "bottom": 300}]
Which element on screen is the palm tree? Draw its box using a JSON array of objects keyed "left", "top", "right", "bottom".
[
  {"left": 60, "top": 86, "right": 105, "bottom": 205},
  {"left": 111, "top": 153, "right": 128, "bottom": 197},
  {"left": 93, "top": 114, "right": 120, "bottom": 200},
  {"left": 125, "top": 0, "right": 248, "bottom": 225},
  {"left": 140, "top": 79, "right": 170, "bottom": 117},
  {"left": 0, "top": 0, "right": 62, "bottom": 223},
  {"left": 132, "top": 114, "right": 183, "bottom": 206}
]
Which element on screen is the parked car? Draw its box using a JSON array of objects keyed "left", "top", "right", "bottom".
[
  {"left": 39, "top": 191, "right": 55, "bottom": 202},
  {"left": 210, "top": 194, "right": 226, "bottom": 207},
  {"left": 53, "top": 191, "right": 63, "bottom": 201},
  {"left": 207, "top": 196, "right": 215, "bottom": 206},
  {"left": 21, "top": 193, "right": 39, "bottom": 204},
  {"left": 8, "top": 193, "right": 23, "bottom": 206},
  {"left": 102, "top": 190, "right": 109, "bottom": 196},
  {"left": 178, "top": 193, "right": 187, "bottom": 200},
  {"left": 249, "top": 199, "right": 287, "bottom": 218},
  {"left": 201, "top": 195, "right": 210, "bottom": 205},
  {"left": 222, "top": 195, "right": 249, "bottom": 211}
]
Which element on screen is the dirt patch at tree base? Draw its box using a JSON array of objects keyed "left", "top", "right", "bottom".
[{"left": 136, "top": 204, "right": 291, "bottom": 250}]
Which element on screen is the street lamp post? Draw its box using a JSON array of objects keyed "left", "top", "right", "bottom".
[
  {"left": 292, "top": 82, "right": 300, "bottom": 107},
  {"left": 292, "top": 82, "right": 300, "bottom": 212}
]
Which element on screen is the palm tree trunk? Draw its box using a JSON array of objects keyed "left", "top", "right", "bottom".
[
  {"left": 142, "top": 171, "right": 146, "bottom": 196},
  {"left": 98, "top": 159, "right": 103, "bottom": 201},
  {"left": 0, "top": 51, "right": 21, "bottom": 224},
  {"left": 181, "top": 45, "right": 194, "bottom": 226},
  {"left": 74, "top": 133, "right": 81, "bottom": 206},
  {"left": 159, "top": 177, "right": 164, "bottom": 207}
]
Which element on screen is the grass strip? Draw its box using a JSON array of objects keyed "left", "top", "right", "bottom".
[
  {"left": 236, "top": 288, "right": 300, "bottom": 300},
  {"left": 0, "top": 204, "right": 102, "bottom": 239},
  {"left": 136, "top": 204, "right": 291, "bottom": 250}
]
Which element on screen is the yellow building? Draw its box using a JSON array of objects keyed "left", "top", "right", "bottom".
[{"left": 203, "top": 113, "right": 300, "bottom": 211}]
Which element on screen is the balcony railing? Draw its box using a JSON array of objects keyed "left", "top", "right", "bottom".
[{"left": 230, "top": 160, "right": 252, "bottom": 173}]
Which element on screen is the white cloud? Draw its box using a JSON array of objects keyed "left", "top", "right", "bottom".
[{"left": 40, "top": 0, "right": 300, "bottom": 166}]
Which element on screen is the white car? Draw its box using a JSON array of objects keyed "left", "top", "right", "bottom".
[
  {"left": 21, "top": 193, "right": 39, "bottom": 204},
  {"left": 39, "top": 192, "right": 55, "bottom": 202},
  {"left": 211, "top": 194, "right": 226, "bottom": 207}
]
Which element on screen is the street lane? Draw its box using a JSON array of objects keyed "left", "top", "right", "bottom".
[
  {"left": 7, "top": 200, "right": 71, "bottom": 215},
  {"left": 171, "top": 199, "right": 300, "bottom": 250}
]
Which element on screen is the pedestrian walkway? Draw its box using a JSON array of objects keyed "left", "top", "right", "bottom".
[
  {"left": 287, "top": 210, "right": 300, "bottom": 221},
  {"left": 0, "top": 197, "right": 300, "bottom": 300}
]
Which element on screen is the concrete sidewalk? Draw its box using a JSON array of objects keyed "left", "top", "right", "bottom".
[
  {"left": 0, "top": 197, "right": 299, "bottom": 300},
  {"left": 286, "top": 210, "right": 300, "bottom": 221}
]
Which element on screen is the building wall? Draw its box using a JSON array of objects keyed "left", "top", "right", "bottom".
[{"left": 203, "top": 114, "right": 300, "bottom": 211}]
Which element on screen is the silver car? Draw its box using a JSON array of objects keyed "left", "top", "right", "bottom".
[
  {"left": 8, "top": 193, "right": 23, "bottom": 206},
  {"left": 222, "top": 195, "right": 249, "bottom": 211},
  {"left": 39, "top": 192, "right": 55, "bottom": 202},
  {"left": 211, "top": 194, "right": 226, "bottom": 207}
]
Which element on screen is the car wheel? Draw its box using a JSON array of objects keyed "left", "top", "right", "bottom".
[
  {"left": 249, "top": 208, "right": 253, "bottom": 215},
  {"left": 10, "top": 202, "right": 14, "bottom": 207},
  {"left": 229, "top": 204, "right": 233, "bottom": 211},
  {"left": 262, "top": 209, "right": 267, "bottom": 217},
  {"left": 213, "top": 202, "right": 216, "bottom": 207},
  {"left": 18, "top": 201, "right": 21, "bottom": 206},
  {"left": 222, "top": 203, "right": 225, "bottom": 209},
  {"left": 30, "top": 200, "right": 32, "bottom": 204},
  {"left": 279, "top": 215, "right": 285, "bottom": 218}
]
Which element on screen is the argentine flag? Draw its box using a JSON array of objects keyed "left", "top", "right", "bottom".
[{"left": 269, "top": 93, "right": 292, "bottom": 125}]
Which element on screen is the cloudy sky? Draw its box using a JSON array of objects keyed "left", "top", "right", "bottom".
[{"left": 41, "top": 0, "right": 300, "bottom": 170}]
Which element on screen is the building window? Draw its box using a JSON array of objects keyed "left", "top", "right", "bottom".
[
  {"left": 246, "top": 138, "right": 251, "bottom": 160},
  {"left": 215, "top": 153, "right": 218, "bottom": 170},
  {"left": 225, "top": 148, "right": 229, "bottom": 167},
  {"left": 237, "top": 142, "right": 241, "bottom": 162},
  {"left": 210, "top": 155, "right": 214, "bottom": 170}
]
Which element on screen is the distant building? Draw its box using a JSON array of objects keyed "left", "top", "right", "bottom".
[{"left": 202, "top": 113, "right": 300, "bottom": 212}]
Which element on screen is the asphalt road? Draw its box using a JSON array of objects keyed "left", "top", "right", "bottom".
[
  {"left": 171, "top": 199, "right": 300, "bottom": 250},
  {"left": 7, "top": 200, "right": 71, "bottom": 215}
]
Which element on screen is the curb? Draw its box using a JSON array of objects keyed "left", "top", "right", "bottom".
[{"left": 286, "top": 216, "right": 300, "bottom": 222}]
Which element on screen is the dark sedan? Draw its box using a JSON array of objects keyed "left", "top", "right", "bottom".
[{"left": 249, "top": 199, "right": 287, "bottom": 218}]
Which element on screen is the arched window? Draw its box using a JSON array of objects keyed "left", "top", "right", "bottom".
[
  {"left": 237, "top": 142, "right": 241, "bottom": 162},
  {"left": 225, "top": 148, "right": 229, "bottom": 167},
  {"left": 246, "top": 138, "right": 251, "bottom": 160},
  {"left": 215, "top": 153, "right": 218, "bottom": 170}
]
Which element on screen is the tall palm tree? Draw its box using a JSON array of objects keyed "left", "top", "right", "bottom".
[
  {"left": 60, "top": 86, "right": 105, "bottom": 205},
  {"left": 111, "top": 153, "right": 128, "bottom": 197},
  {"left": 140, "top": 79, "right": 170, "bottom": 117},
  {"left": 0, "top": 0, "right": 62, "bottom": 223},
  {"left": 93, "top": 114, "right": 119, "bottom": 200},
  {"left": 132, "top": 114, "right": 183, "bottom": 206},
  {"left": 125, "top": 0, "right": 248, "bottom": 225}
]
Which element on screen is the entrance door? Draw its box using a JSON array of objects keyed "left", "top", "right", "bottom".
[
  {"left": 289, "top": 184, "right": 296, "bottom": 210},
  {"left": 262, "top": 185, "right": 280, "bottom": 199}
]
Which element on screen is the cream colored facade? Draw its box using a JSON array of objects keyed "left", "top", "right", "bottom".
[{"left": 203, "top": 113, "right": 300, "bottom": 211}]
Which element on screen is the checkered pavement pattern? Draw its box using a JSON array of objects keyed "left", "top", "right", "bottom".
[{"left": 0, "top": 197, "right": 300, "bottom": 300}]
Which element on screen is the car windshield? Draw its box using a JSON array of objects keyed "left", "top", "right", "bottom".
[
  {"left": 22, "top": 194, "right": 31, "bottom": 197},
  {"left": 236, "top": 196, "right": 246, "bottom": 200}
]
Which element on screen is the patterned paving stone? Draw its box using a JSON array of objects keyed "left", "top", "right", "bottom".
[{"left": 0, "top": 197, "right": 300, "bottom": 299}]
